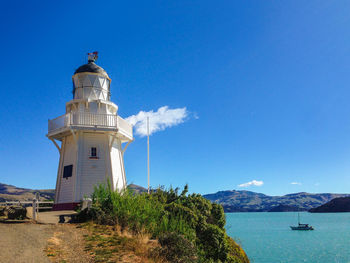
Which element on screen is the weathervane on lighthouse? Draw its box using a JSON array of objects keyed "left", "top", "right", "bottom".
[
  {"left": 47, "top": 52, "right": 133, "bottom": 210},
  {"left": 87, "top": 51, "right": 98, "bottom": 62}
]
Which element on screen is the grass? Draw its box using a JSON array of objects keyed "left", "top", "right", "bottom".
[
  {"left": 78, "top": 183, "right": 250, "bottom": 263},
  {"left": 82, "top": 222, "right": 165, "bottom": 263}
]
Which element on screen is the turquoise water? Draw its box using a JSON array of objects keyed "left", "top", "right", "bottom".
[{"left": 225, "top": 212, "right": 350, "bottom": 263}]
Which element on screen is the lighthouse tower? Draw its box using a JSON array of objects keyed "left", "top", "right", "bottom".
[{"left": 47, "top": 53, "right": 133, "bottom": 210}]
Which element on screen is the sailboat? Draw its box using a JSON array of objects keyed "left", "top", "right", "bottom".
[{"left": 290, "top": 213, "right": 314, "bottom": 230}]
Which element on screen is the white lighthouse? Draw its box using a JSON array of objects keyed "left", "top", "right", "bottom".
[{"left": 47, "top": 53, "right": 133, "bottom": 210}]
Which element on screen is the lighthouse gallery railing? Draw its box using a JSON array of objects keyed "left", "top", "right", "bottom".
[{"left": 48, "top": 112, "right": 132, "bottom": 138}]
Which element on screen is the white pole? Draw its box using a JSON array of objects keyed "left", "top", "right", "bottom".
[{"left": 147, "top": 117, "right": 150, "bottom": 194}]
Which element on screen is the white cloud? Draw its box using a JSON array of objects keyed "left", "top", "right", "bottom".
[
  {"left": 238, "top": 180, "right": 264, "bottom": 188},
  {"left": 126, "top": 106, "right": 189, "bottom": 137},
  {"left": 291, "top": 182, "right": 302, "bottom": 185}
]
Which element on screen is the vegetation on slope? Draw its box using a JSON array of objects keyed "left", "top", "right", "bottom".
[
  {"left": 0, "top": 183, "right": 54, "bottom": 202},
  {"left": 268, "top": 204, "right": 304, "bottom": 212},
  {"left": 78, "top": 183, "right": 249, "bottom": 263}
]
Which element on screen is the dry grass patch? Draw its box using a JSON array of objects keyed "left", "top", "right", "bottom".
[
  {"left": 45, "top": 224, "right": 93, "bottom": 263},
  {"left": 82, "top": 222, "right": 167, "bottom": 263}
]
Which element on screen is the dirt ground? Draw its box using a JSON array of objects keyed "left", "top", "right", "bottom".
[
  {"left": 0, "top": 222, "right": 53, "bottom": 263},
  {"left": 0, "top": 222, "right": 92, "bottom": 263}
]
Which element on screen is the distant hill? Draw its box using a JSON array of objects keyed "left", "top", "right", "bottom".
[
  {"left": 128, "top": 184, "right": 147, "bottom": 194},
  {"left": 0, "top": 183, "right": 55, "bottom": 202},
  {"left": 3, "top": 182, "right": 349, "bottom": 212},
  {"left": 309, "top": 197, "right": 350, "bottom": 213},
  {"left": 203, "top": 190, "right": 350, "bottom": 212},
  {"left": 0, "top": 183, "right": 148, "bottom": 202},
  {"left": 268, "top": 204, "right": 303, "bottom": 212}
]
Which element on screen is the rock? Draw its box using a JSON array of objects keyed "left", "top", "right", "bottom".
[
  {"left": 5, "top": 206, "right": 27, "bottom": 220},
  {"left": 0, "top": 206, "right": 5, "bottom": 216}
]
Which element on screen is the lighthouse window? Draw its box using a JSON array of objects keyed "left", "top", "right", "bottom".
[
  {"left": 63, "top": 165, "right": 73, "bottom": 179},
  {"left": 90, "top": 147, "right": 98, "bottom": 158}
]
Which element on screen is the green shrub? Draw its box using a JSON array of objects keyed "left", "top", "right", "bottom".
[
  {"left": 158, "top": 232, "right": 197, "bottom": 263},
  {"left": 74, "top": 207, "right": 91, "bottom": 223},
  {"left": 90, "top": 182, "right": 165, "bottom": 233},
  {"left": 209, "top": 203, "right": 226, "bottom": 228},
  {"left": 164, "top": 202, "right": 198, "bottom": 228},
  {"left": 198, "top": 224, "right": 227, "bottom": 261},
  {"left": 80, "top": 183, "right": 249, "bottom": 263}
]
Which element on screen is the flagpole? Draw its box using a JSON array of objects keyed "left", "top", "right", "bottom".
[{"left": 147, "top": 117, "right": 150, "bottom": 194}]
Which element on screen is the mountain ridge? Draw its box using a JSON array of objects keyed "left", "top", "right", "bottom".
[
  {"left": 0, "top": 183, "right": 148, "bottom": 202},
  {"left": 0, "top": 183, "right": 55, "bottom": 202},
  {"left": 203, "top": 189, "right": 350, "bottom": 212},
  {"left": 2, "top": 182, "right": 349, "bottom": 212}
]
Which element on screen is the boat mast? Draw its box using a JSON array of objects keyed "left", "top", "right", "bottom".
[{"left": 298, "top": 212, "right": 300, "bottom": 225}]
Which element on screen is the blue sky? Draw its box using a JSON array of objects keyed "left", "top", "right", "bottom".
[{"left": 1, "top": 1, "right": 350, "bottom": 195}]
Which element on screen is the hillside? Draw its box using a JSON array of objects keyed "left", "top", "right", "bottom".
[
  {"left": 0, "top": 183, "right": 55, "bottom": 202},
  {"left": 268, "top": 204, "right": 304, "bottom": 212},
  {"left": 204, "top": 190, "right": 350, "bottom": 212},
  {"left": 127, "top": 184, "right": 147, "bottom": 194},
  {"left": 309, "top": 197, "right": 350, "bottom": 213},
  {"left": 3, "top": 182, "right": 349, "bottom": 213},
  {"left": 0, "top": 183, "right": 147, "bottom": 202}
]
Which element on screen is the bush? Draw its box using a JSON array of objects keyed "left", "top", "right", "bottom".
[
  {"left": 79, "top": 183, "right": 249, "bottom": 263},
  {"left": 198, "top": 224, "right": 227, "bottom": 261},
  {"left": 89, "top": 183, "right": 167, "bottom": 234},
  {"left": 164, "top": 202, "right": 198, "bottom": 228},
  {"left": 158, "top": 232, "right": 197, "bottom": 263},
  {"left": 209, "top": 203, "right": 226, "bottom": 228},
  {"left": 73, "top": 207, "right": 91, "bottom": 223}
]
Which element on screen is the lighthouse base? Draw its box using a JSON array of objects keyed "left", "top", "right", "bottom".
[{"left": 52, "top": 202, "right": 80, "bottom": 211}]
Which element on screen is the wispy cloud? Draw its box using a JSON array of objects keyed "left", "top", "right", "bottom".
[
  {"left": 238, "top": 180, "right": 264, "bottom": 188},
  {"left": 126, "top": 106, "right": 189, "bottom": 137},
  {"left": 291, "top": 182, "right": 302, "bottom": 185}
]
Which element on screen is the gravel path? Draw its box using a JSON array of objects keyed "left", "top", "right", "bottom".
[
  {"left": 0, "top": 222, "right": 93, "bottom": 263},
  {"left": 0, "top": 223, "right": 54, "bottom": 263}
]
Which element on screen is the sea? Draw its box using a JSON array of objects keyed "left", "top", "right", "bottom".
[{"left": 225, "top": 212, "right": 350, "bottom": 263}]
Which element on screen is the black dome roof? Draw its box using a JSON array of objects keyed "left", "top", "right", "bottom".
[{"left": 74, "top": 61, "right": 108, "bottom": 77}]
